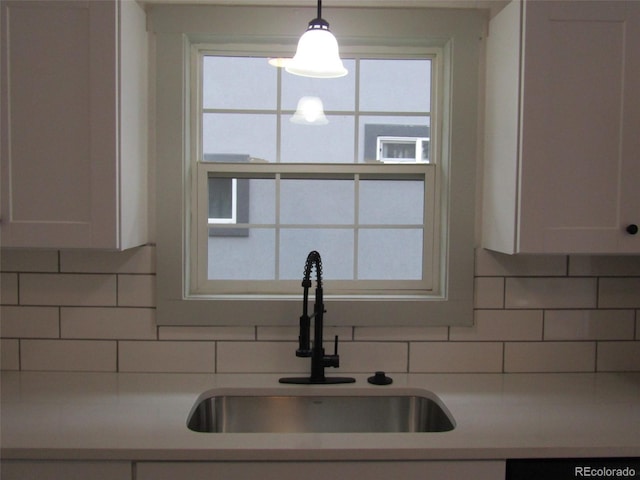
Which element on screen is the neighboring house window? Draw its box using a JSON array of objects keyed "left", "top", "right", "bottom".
[
  {"left": 190, "top": 50, "right": 439, "bottom": 295},
  {"left": 204, "top": 154, "right": 249, "bottom": 237},
  {"left": 377, "top": 136, "right": 430, "bottom": 163}
]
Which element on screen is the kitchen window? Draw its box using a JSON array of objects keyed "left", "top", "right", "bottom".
[
  {"left": 152, "top": 5, "right": 481, "bottom": 326},
  {"left": 191, "top": 51, "right": 438, "bottom": 295}
]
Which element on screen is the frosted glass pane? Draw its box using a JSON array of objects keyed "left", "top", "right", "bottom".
[
  {"left": 280, "top": 179, "right": 354, "bottom": 224},
  {"left": 203, "top": 113, "right": 276, "bottom": 162},
  {"left": 203, "top": 56, "right": 276, "bottom": 109},
  {"left": 248, "top": 179, "right": 276, "bottom": 224},
  {"left": 358, "top": 229, "right": 423, "bottom": 280},
  {"left": 282, "top": 59, "right": 356, "bottom": 111},
  {"left": 359, "top": 59, "right": 431, "bottom": 112},
  {"left": 279, "top": 229, "right": 354, "bottom": 280},
  {"left": 359, "top": 180, "right": 424, "bottom": 224},
  {"left": 208, "top": 229, "right": 275, "bottom": 280},
  {"left": 281, "top": 115, "right": 355, "bottom": 163}
]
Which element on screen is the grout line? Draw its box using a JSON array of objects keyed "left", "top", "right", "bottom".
[
  {"left": 16, "top": 272, "right": 21, "bottom": 306},
  {"left": 214, "top": 341, "right": 218, "bottom": 374},
  {"left": 502, "top": 276, "right": 507, "bottom": 309},
  {"left": 406, "top": 341, "right": 411, "bottom": 373}
]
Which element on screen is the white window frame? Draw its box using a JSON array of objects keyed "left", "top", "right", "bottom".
[
  {"left": 152, "top": 5, "right": 481, "bottom": 327},
  {"left": 194, "top": 162, "right": 437, "bottom": 296},
  {"left": 191, "top": 47, "right": 439, "bottom": 297}
]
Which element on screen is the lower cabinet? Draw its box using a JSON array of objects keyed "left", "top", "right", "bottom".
[
  {"left": 1, "top": 459, "right": 506, "bottom": 479},
  {"left": 136, "top": 460, "right": 506, "bottom": 480},
  {"left": 1, "top": 461, "right": 132, "bottom": 480}
]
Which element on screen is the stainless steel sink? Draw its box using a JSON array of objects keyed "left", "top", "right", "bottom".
[{"left": 187, "top": 390, "right": 455, "bottom": 433}]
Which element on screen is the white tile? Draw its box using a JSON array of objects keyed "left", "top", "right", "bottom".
[
  {"left": 0, "top": 306, "right": 59, "bottom": 338},
  {"left": 505, "top": 278, "right": 597, "bottom": 309},
  {"left": 118, "top": 341, "right": 215, "bottom": 373},
  {"left": 475, "top": 248, "right": 567, "bottom": 276},
  {"left": 339, "top": 342, "right": 408, "bottom": 372},
  {"left": 569, "top": 255, "right": 640, "bottom": 276},
  {"left": 544, "top": 310, "right": 635, "bottom": 341},
  {"left": 60, "top": 246, "right": 155, "bottom": 273},
  {"left": 217, "top": 340, "right": 405, "bottom": 375},
  {"left": 598, "top": 278, "right": 640, "bottom": 308},
  {"left": 61, "top": 307, "right": 157, "bottom": 340},
  {"left": 354, "top": 326, "right": 447, "bottom": 341},
  {"left": 474, "top": 277, "right": 504, "bottom": 308},
  {"left": 597, "top": 342, "right": 640, "bottom": 372},
  {"left": 1, "top": 273, "right": 18, "bottom": 304},
  {"left": 1, "top": 249, "right": 58, "bottom": 272},
  {"left": 256, "top": 326, "right": 299, "bottom": 340},
  {"left": 1, "top": 339, "right": 20, "bottom": 370},
  {"left": 258, "top": 326, "right": 351, "bottom": 341},
  {"left": 450, "top": 310, "right": 542, "bottom": 341},
  {"left": 217, "top": 342, "right": 307, "bottom": 373},
  {"left": 409, "top": 342, "right": 503, "bottom": 373},
  {"left": 21, "top": 339, "right": 117, "bottom": 372},
  {"left": 504, "top": 342, "right": 595, "bottom": 373},
  {"left": 160, "top": 326, "right": 255, "bottom": 340},
  {"left": 20, "top": 274, "right": 117, "bottom": 306},
  {"left": 117, "top": 275, "right": 155, "bottom": 307}
]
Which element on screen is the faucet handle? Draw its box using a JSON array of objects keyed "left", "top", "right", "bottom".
[{"left": 321, "top": 335, "right": 340, "bottom": 369}]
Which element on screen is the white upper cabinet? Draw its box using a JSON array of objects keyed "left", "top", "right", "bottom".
[
  {"left": 0, "top": 0, "right": 148, "bottom": 249},
  {"left": 482, "top": 0, "right": 640, "bottom": 254}
]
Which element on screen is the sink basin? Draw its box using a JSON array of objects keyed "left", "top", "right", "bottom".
[{"left": 187, "top": 389, "right": 455, "bottom": 433}]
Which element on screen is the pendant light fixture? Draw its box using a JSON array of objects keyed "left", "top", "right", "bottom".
[
  {"left": 290, "top": 96, "right": 329, "bottom": 125},
  {"left": 285, "top": 0, "right": 348, "bottom": 78}
]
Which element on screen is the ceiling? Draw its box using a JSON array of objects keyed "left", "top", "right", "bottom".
[{"left": 139, "top": 0, "right": 509, "bottom": 11}]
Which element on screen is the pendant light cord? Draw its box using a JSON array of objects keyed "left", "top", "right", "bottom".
[{"left": 317, "top": 0, "right": 322, "bottom": 20}]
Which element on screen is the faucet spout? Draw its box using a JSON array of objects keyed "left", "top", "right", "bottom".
[
  {"left": 280, "top": 251, "right": 355, "bottom": 385},
  {"left": 296, "top": 251, "right": 321, "bottom": 357}
]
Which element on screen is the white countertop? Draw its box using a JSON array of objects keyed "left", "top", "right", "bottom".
[{"left": 1, "top": 371, "right": 639, "bottom": 461}]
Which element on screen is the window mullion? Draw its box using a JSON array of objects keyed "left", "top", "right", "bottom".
[
  {"left": 354, "top": 173, "right": 360, "bottom": 280},
  {"left": 275, "top": 172, "right": 281, "bottom": 280}
]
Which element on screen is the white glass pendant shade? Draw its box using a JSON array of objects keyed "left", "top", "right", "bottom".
[
  {"left": 268, "top": 57, "right": 292, "bottom": 68},
  {"left": 285, "top": 17, "right": 348, "bottom": 78},
  {"left": 290, "top": 96, "right": 329, "bottom": 125}
]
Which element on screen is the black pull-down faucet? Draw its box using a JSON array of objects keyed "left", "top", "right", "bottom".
[{"left": 280, "top": 251, "right": 355, "bottom": 384}]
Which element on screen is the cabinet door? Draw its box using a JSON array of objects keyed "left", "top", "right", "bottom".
[
  {"left": 0, "top": 1, "right": 118, "bottom": 248},
  {"left": 1, "top": 460, "right": 131, "bottom": 480},
  {"left": 137, "top": 460, "right": 505, "bottom": 480},
  {"left": 518, "top": 0, "right": 640, "bottom": 253}
]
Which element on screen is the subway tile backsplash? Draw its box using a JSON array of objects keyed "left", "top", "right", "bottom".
[{"left": 1, "top": 246, "right": 639, "bottom": 373}]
